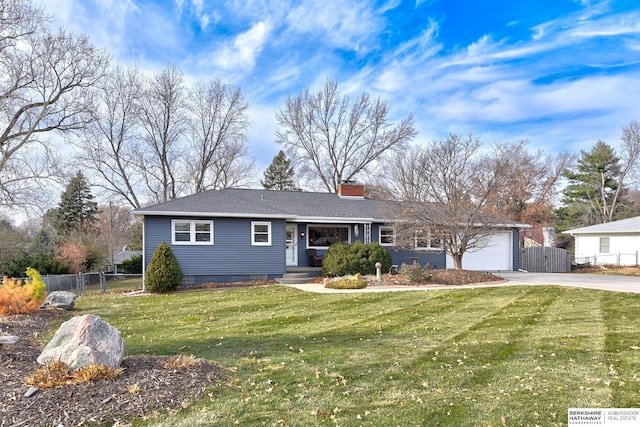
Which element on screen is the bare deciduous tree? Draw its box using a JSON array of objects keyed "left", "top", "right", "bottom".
[
  {"left": 617, "top": 120, "right": 640, "bottom": 213},
  {"left": 0, "top": 0, "right": 110, "bottom": 209},
  {"left": 75, "top": 65, "right": 144, "bottom": 208},
  {"left": 383, "top": 144, "right": 433, "bottom": 202},
  {"left": 276, "top": 78, "right": 416, "bottom": 192},
  {"left": 489, "top": 140, "right": 573, "bottom": 225},
  {"left": 137, "top": 65, "right": 188, "bottom": 203},
  {"left": 186, "top": 79, "right": 254, "bottom": 192},
  {"left": 393, "top": 134, "right": 508, "bottom": 270}
]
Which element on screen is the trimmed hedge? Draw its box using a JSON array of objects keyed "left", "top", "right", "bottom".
[{"left": 322, "top": 241, "right": 392, "bottom": 277}]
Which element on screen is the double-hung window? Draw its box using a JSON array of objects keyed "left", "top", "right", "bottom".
[
  {"left": 252, "top": 221, "right": 272, "bottom": 246},
  {"left": 379, "top": 226, "right": 396, "bottom": 246},
  {"left": 172, "top": 220, "right": 214, "bottom": 245},
  {"left": 415, "top": 229, "right": 442, "bottom": 250}
]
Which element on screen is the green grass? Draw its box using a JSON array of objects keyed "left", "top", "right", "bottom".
[
  {"left": 69, "top": 285, "right": 640, "bottom": 426},
  {"left": 83, "top": 277, "right": 142, "bottom": 294}
]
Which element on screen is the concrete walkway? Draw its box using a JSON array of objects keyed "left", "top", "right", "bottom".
[{"left": 286, "top": 272, "right": 640, "bottom": 294}]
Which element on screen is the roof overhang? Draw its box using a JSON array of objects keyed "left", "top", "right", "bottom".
[
  {"left": 563, "top": 230, "right": 640, "bottom": 235},
  {"left": 133, "top": 210, "right": 380, "bottom": 224}
]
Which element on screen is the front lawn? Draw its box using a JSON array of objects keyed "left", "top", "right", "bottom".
[{"left": 72, "top": 285, "right": 640, "bottom": 426}]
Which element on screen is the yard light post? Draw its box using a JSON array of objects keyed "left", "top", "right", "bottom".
[{"left": 375, "top": 262, "right": 382, "bottom": 281}]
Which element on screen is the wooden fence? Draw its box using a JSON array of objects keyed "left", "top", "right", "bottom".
[{"left": 520, "top": 247, "right": 572, "bottom": 273}]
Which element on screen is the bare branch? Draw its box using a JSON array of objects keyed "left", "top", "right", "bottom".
[
  {"left": 186, "top": 79, "right": 252, "bottom": 192},
  {"left": 276, "top": 78, "right": 416, "bottom": 192},
  {"left": 0, "top": 4, "right": 110, "bottom": 208}
]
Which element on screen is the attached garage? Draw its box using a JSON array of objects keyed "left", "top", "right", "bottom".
[{"left": 446, "top": 231, "right": 514, "bottom": 271}]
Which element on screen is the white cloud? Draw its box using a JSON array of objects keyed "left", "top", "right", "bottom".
[
  {"left": 569, "top": 13, "right": 640, "bottom": 37},
  {"left": 285, "top": 0, "right": 382, "bottom": 51},
  {"left": 213, "top": 21, "right": 271, "bottom": 71}
]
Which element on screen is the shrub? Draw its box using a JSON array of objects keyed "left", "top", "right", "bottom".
[
  {"left": 325, "top": 274, "right": 368, "bottom": 289},
  {"left": 120, "top": 254, "right": 143, "bottom": 274},
  {"left": 145, "top": 242, "right": 183, "bottom": 293},
  {"left": 399, "top": 263, "right": 432, "bottom": 282},
  {"left": 1, "top": 251, "right": 70, "bottom": 277},
  {"left": 322, "top": 241, "right": 392, "bottom": 277},
  {"left": 26, "top": 267, "right": 47, "bottom": 300},
  {"left": 0, "top": 268, "right": 48, "bottom": 316}
]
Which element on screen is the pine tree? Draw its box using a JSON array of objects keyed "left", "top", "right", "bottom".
[
  {"left": 145, "top": 241, "right": 183, "bottom": 292},
  {"left": 55, "top": 171, "right": 99, "bottom": 235},
  {"left": 261, "top": 150, "right": 299, "bottom": 191},
  {"left": 558, "top": 140, "right": 632, "bottom": 227}
]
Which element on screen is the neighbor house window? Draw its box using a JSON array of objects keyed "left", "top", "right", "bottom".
[
  {"left": 252, "top": 221, "right": 272, "bottom": 246},
  {"left": 415, "top": 229, "right": 442, "bottom": 250},
  {"left": 307, "top": 225, "right": 349, "bottom": 248},
  {"left": 172, "top": 220, "right": 213, "bottom": 245},
  {"left": 599, "top": 237, "right": 610, "bottom": 253},
  {"left": 379, "top": 226, "right": 396, "bottom": 246}
]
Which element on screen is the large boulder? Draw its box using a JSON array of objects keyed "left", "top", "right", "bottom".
[
  {"left": 37, "top": 314, "right": 125, "bottom": 370},
  {"left": 41, "top": 291, "right": 77, "bottom": 310}
]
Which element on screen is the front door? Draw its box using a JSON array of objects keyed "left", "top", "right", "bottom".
[{"left": 286, "top": 224, "right": 298, "bottom": 266}]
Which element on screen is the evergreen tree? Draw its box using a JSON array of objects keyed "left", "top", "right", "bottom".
[
  {"left": 261, "top": 150, "right": 299, "bottom": 191},
  {"left": 55, "top": 171, "right": 99, "bottom": 235},
  {"left": 145, "top": 241, "right": 183, "bottom": 293},
  {"left": 558, "top": 140, "right": 632, "bottom": 227}
]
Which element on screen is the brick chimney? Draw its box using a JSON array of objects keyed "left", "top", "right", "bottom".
[{"left": 337, "top": 181, "right": 365, "bottom": 198}]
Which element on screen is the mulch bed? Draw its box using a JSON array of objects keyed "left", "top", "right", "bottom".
[{"left": 1, "top": 309, "right": 226, "bottom": 427}]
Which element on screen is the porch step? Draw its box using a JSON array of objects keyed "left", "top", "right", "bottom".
[{"left": 275, "top": 273, "right": 316, "bottom": 285}]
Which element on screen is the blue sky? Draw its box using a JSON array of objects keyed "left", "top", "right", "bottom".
[{"left": 34, "top": 0, "right": 640, "bottom": 169}]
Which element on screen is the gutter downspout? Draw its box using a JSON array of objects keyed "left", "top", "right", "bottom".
[{"left": 126, "top": 215, "right": 146, "bottom": 295}]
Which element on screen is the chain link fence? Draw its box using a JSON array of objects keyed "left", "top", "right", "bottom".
[
  {"left": 575, "top": 252, "right": 639, "bottom": 267},
  {"left": 38, "top": 273, "right": 143, "bottom": 295}
]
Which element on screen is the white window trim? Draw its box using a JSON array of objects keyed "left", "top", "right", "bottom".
[
  {"left": 379, "top": 226, "right": 396, "bottom": 246},
  {"left": 415, "top": 229, "right": 443, "bottom": 251},
  {"left": 171, "top": 220, "right": 214, "bottom": 245},
  {"left": 251, "top": 221, "right": 272, "bottom": 246}
]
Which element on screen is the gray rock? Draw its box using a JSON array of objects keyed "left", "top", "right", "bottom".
[
  {"left": 24, "top": 387, "right": 39, "bottom": 397},
  {"left": 41, "top": 291, "right": 77, "bottom": 310},
  {"left": 0, "top": 335, "right": 19, "bottom": 344},
  {"left": 37, "top": 314, "right": 125, "bottom": 371}
]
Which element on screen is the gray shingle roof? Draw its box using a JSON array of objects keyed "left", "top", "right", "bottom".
[
  {"left": 133, "top": 188, "right": 390, "bottom": 222},
  {"left": 132, "top": 188, "right": 529, "bottom": 228},
  {"left": 113, "top": 250, "right": 142, "bottom": 264},
  {"left": 564, "top": 216, "right": 640, "bottom": 234}
]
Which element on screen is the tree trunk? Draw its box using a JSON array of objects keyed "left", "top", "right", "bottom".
[{"left": 452, "top": 254, "right": 463, "bottom": 270}]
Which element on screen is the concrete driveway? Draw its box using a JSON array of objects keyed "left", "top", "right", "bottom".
[
  {"left": 499, "top": 271, "right": 640, "bottom": 294},
  {"left": 286, "top": 272, "right": 640, "bottom": 294}
]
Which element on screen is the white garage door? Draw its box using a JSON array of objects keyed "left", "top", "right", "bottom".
[{"left": 446, "top": 231, "right": 513, "bottom": 271}]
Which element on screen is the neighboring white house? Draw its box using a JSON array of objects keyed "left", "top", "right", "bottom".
[{"left": 564, "top": 216, "right": 640, "bottom": 266}]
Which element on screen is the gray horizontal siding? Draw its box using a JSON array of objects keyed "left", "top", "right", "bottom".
[{"left": 144, "top": 216, "right": 286, "bottom": 278}]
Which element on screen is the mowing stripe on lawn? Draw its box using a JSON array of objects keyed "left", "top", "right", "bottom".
[{"left": 71, "top": 285, "right": 640, "bottom": 427}]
